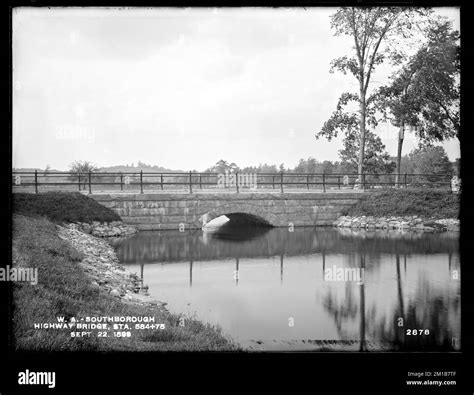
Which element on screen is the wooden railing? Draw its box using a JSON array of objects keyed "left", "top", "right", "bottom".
[{"left": 11, "top": 171, "right": 455, "bottom": 194}]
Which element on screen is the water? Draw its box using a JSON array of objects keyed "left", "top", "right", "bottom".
[{"left": 110, "top": 225, "right": 460, "bottom": 352}]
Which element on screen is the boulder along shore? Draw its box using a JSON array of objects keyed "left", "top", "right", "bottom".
[{"left": 332, "top": 215, "right": 459, "bottom": 232}]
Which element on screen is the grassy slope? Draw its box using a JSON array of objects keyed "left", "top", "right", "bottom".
[
  {"left": 13, "top": 192, "right": 121, "bottom": 223},
  {"left": 345, "top": 189, "right": 459, "bottom": 219},
  {"left": 12, "top": 192, "right": 236, "bottom": 351}
]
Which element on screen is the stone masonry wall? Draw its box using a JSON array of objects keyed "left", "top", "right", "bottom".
[{"left": 90, "top": 192, "right": 364, "bottom": 230}]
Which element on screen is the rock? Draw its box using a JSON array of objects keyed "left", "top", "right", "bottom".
[
  {"left": 332, "top": 215, "right": 456, "bottom": 233},
  {"left": 423, "top": 221, "right": 447, "bottom": 231},
  {"left": 110, "top": 289, "right": 120, "bottom": 297}
]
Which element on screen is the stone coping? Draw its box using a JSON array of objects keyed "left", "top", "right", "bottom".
[{"left": 89, "top": 192, "right": 365, "bottom": 201}]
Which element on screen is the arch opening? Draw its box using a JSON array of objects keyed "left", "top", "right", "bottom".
[
  {"left": 225, "top": 212, "right": 273, "bottom": 227},
  {"left": 197, "top": 203, "right": 281, "bottom": 229},
  {"left": 203, "top": 213, "right": 273, "bottom": 241},
  {"left": 203, "top": 213, "right": 273, "bottom": 229}
]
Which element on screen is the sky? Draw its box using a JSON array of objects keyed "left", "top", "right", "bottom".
[{"left": 12, "top": 7, "right": 460, "bottom": 171}]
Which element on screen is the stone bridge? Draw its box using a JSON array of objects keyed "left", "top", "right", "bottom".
[{"left": 90, "top": 192, "right": 365, "bottom": 230}]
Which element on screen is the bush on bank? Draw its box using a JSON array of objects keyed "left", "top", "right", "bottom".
[
  {"left": 344, "top": 189, "right": 459, "bottom": 219},
  {"left": 13, "top": 192, "right": 121, "bottom": 223}
]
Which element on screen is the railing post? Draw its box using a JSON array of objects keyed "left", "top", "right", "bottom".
[
  {"left": 236, "top": 171, "right": 239, "bottom": 193},
  {"left": 88, "top": 171, "right": 92, "bottom": 194},
  {"left": 199, "top": 174, "right": 202, "bottom": 189},
  {"left": 120, "top": 173, "right": 123, "bottom": 191},
  {"left": 323, "top": 172, "right": 326, "bottom": 192},
  {"left": 140, "top": 170, "right": 143, "bottom": 194},
  {"left": 160, "top": 174, "right": 164, "bottom": 190},
  {"left": 338, "top": 175, "right": 341, "bottom": 189},
  {"left": 280, "top": 171, "right": 283, "bottom": 193},
  {"left": 306, "top": 174, "right": 309, "bottom": 190},
  {"left": 404, "top": 173, "right": 407, "bottom": 189},
  {"left": 34, "top": 170, "right": 38, "bottom": 193},
  {"left": 272, "top": 175, "right": 275, "bottom": 189},
  {"left": 189, "top": 171, "right": 193, "bottom": 194},
  {"left": 78, "top": 174, "right": 81, "bottom": 191}
]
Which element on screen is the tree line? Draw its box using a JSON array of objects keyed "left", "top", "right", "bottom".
[{"left": 204, "top": 145, "right": 456, "bottom": 176}]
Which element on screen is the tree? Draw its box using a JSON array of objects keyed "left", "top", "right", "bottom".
[
  {"left": 406, "top": 145, "right": 452, "bottom": 183},
  {"left": 206, "top": 159, "right": 239, "bottom": 173},
  {"left": 377, "top": 19, "right": 459, "bottom": 185},
  {"left": 453, "top": 158, "right": 460, "bottom": 177},
  {"left": 68, "top": 160, "right": 98, "bottom": 190},
  {"left": 317, "top": 7, "right": 431, "bottom": 185},
  {"left": 43, "top": 164, "right": 51, "bottom": 176},
  {"left": 318, "top": 91, "right": 395, "bottom": 175},
  {"left": 339, "top": 128, "right": 395, "bottom": 174}
]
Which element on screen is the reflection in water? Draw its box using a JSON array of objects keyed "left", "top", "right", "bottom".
[
  {"left": 110, "top": 227, "right": 460, "bottom": 352},
  {"left": 189, "top": 260, "right": 193, "bottom": 287},
  {"left": 235, "top": 257, "right": 239, "bottom": 286}
]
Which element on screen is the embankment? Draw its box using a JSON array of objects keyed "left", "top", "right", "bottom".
[
  {"left": 11, "top": 192, "right": 236, "bottom": 351},
  {"left": 333, "top": 189, "right": 459, "bottom": 232}
]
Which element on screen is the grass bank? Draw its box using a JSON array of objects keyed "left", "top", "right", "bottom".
[
  {"left": 12, "top": 192, "right": 237, "bottom": 351},
  {"left": 344, "top": 189, "right": 459, "bottom": 219},
  {"left": 13, "top": 191, "right": 121, "bottom": 223}
]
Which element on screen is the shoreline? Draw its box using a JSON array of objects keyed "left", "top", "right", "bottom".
[
  {"left": 56, "top": 223, "right": 162, "bottom": 306},
  {"left": 13, "top": 214, "right": 458, "bottom": 352},
  {"left": 12, "top": 214, "right": 237, "bottom": 352}
]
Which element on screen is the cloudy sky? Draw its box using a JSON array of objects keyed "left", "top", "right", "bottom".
[{"left": 12, "top": 7, "right": 460, "bottom": 171}]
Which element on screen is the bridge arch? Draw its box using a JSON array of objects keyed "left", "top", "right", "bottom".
[{"left": 194, "top": 202, "right": 283, "bottom": 228}]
